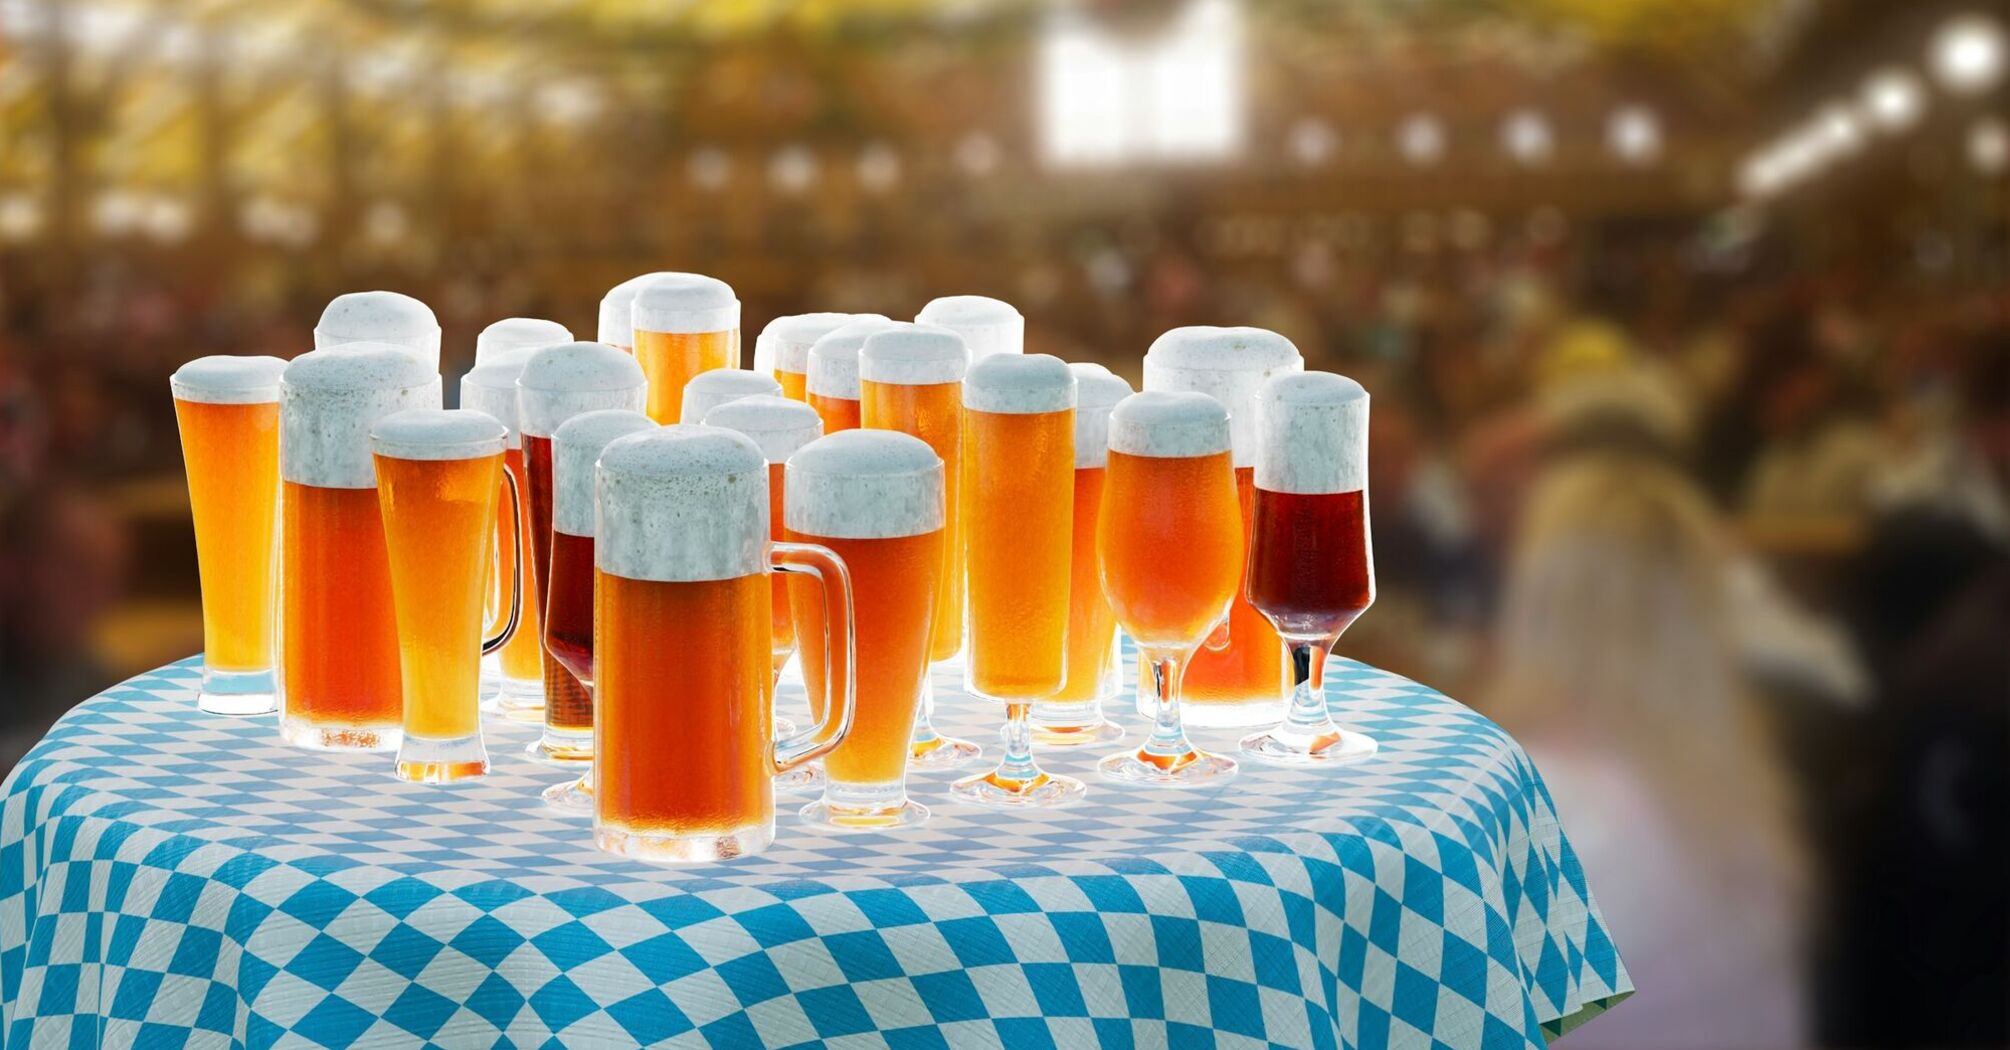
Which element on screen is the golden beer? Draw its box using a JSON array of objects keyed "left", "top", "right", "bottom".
[
  {"left": 807, "top": 316, "right": 898, "bottom": 436},
  {"left": 630, "top": 273, "right": 739, "bottom": 423},
  {"left": 314, "top": 290, "right": 441, "bottom": 373},
  {"left": 702, "top": 395, "right": 825, "bottom": 681},
  {"left": 1036, "top": 364, "right": 1133, "bottom": 744},
  {"left": 760, "top": 313, "right": 869, "bottom": 403},
  {"left": 461, "top": 348, "right": 547, "bottom": 716}
]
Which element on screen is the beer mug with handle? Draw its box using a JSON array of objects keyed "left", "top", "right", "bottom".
[{"left": 593, "top": 425, "right": 857, "bottom": 863}]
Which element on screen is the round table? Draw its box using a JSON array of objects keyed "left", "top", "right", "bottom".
[{"left": 0, "top": 652, "right": 1629, "bottom": 1049}]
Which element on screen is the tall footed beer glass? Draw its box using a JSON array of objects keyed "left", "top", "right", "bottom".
[
  {"left": 594, "top": 426, "right": 857, "bottom": 862},
  {"left": 763, "top": 313, "right": 877, "bottom": 402},
  {"left": 172, "top": 355, "right": 288, "bottom": 715},
  {"left": 703, "top": 396, "right": 825, "bottom": 688},
  {"left": 1140, "top": 327, "right": 1303, "bottom": 727},
  {"left": 462, "top": 349, "right": 547, "bottom": 719},
  {"left": 279, "top": 345, "right": 439, "bottom": 750},
  {"left": 631, "top": 274, "right": 738, "bottom": 423},
  {"left": 807, "top": 316, "right": 898, "bottom": 435}
]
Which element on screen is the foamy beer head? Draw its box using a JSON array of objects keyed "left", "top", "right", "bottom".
[
  {"left": 370, "top": 408, "right": 508, "bottom": 462},
  {"left": 282, "top": 344, "right": 439, "bottom": 488},
  {"left": 476, "top": 317, "right": 572, "bottom": 363},
  {"left": 458, "top": 348, "right": 534, "bottom": 443},
  {"left": 807, "top": 316, "right": 901, "bottom": 401},
  {"left": 632, "top": 273, "right": 740, "bottom": 338},
  {"left": 1143, "top": 326, "right": 1304, "bottom": 466},
  {"left": 598, "top": 272, "right": 677, "bottom": 347},
  {"left": 1109, "top": 391, "right": 1233, "bottom": 459},
  {"left": 171, "top": 355, "right": 288, "bottom": 404},
  {"left": 915, "top": 295, "right": 1024, "bottom": 361},
  {"left": 963, "top": 352, "right": 1076, "bottom": 415},
  {"left": 596, "top": 425, "right": 769, "bottom": 583},
  {"left": 786, "top": 430, "right": 944, "bottom": 540},
  {"left": 765, "top": 313, "right": 876, "bottom": 378},
  {"left": 860, "top": 324, "right": 969, "bottom": 386},
  {"left": 1071, "top": 364, "right": 1134, "bottom": 468},
  {"left": 314, "top": 291, "right": 441, "bottom": 372},
  {"left": 680, "top": 369, "right": 783, "bottom": 424},
  {"left": 703, "top": 395, "right": 823, "bottom": 463},
  {"left": 516, "top": 341, "right": 648, "bottom": 439},
  {"left": 1255, "top": 371, "right": 1369, "bottom": 494},
  {"left": 552, "top": 410, "right": 656, "bottom": 538}
]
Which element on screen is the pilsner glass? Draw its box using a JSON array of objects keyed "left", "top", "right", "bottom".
[
  {"left": 594, "top": 426, "right": 857, "bottom": 863},
  {"left": 599, "top": 272, "right": 678, "bottom": 354},
  {"left": 859, "top": 324, "right": 980, "bottom": 768},
  {"left": 314, "top": 290, "right": 441, "bottom": 373},
  {"left": 518, "top": 342, "right": 648, "bottom": 764},
  {"left": 761, "top": 313, "right": 874, "bottom": 402},
  {"left": 278, "top": 345, "right": 440, "bottom": 750},
  {"left": 915, "top": 295, "right": 1024, "bottom": 362},
  {"left": 1034, "top": 364, "right": 1134, "bottom": 745},
  {"left": 806, "top": 316, "right": 899, "bottom": 435},
  {"left": 462, "top": 348, "right": 548, "bottom": 719},
  {"left": 171, "top": 355, "right": 288, "bottom": 715},
  {"left": 952, "top": 353, "right": 1085, "bottom": 807},
  {"left": 680, "top": 369, "right": 783, "bottom": 424},
  {"left": 1097, "top": 392, "right": 1243, "bottom": 786},
  {"left": 702, "top": 396, "right": 824, "bottom": 687},
  {"left": 631, "top": 273, "right": 739, "bottom": 422},
  {"left": 1240, "top": 372, "right": 1381, "bottom": 764},
  {"left": 1140, "top": 326, "right": 1304, "bottom": 727},
  {"left": 787, "top": 431, "right": 944, "bottom": 828},
  {"left": 372, "top": 410, "right": 522, "bottom": 782},
  {"left": 476, "top": 317, "right": 572, "bottom": 363}
]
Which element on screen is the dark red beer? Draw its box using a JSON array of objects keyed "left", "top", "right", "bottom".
[
  {"left": 544, "top": 530, "right": 595, "bottom": 686},
  {"left": 1245, "top": 488, "right": 1373, "bottom": 641},
  {"left": 523, "top": 434, "right": 593, "bottom": 732}
]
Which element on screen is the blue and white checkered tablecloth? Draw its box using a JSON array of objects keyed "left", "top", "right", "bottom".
[{"left": 0, "top": 652, "right": 1628, "bottom": 1049}]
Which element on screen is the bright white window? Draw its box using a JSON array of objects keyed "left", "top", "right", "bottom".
[{"left": 1038, "top": 0, "right": 1244, "bottom": 168}]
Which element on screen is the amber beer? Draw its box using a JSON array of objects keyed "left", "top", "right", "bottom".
[
  {"left": 680, "top": 368, "right": 782, "bottom": 424},
  {"left": 702, "top": 395, "right": 825, "bottom": 682},
  {"left": 1140, "top": 326, "right": 1304, "bottom": 727},
  {"left": 1034, "top": 364, "right": 1133, "bottom": 744},
  {"left": 517, "top": 342, "right": 648, "bottom": 763},
  {"left": 1240, "top": 372, "right": 1380, "bottom": 764},
  {"left": 314, "top": 290, "right": 441, "bottom": 372},
  {"left": 806, "top": 317, "right": 898, "bottom": 435},
  {"left": 1096, "top": 391, "right": 1243, "bottom": 786},
  {"left": 278, "top": 345, "right": 439, "bottom": 750},
  {"left": 461, "top": 348, "right": 548, "bottom": 718},
  {"left": 631, "top": 273, "right": 738, "bottom": 422},
  {"left": 787, "top": 430, "right": 944, "bottom": 828},
  {"left": 372, "top": 410, "right": 521, "bottom": 783},
  {"left": 593, "top": 426, "right": 856, "bottom": 863},
  {"left": 761, "top": 313, "right": 875, "bottom": 402},
  {"left": 915, "top": 295, "right": 1024, "bottom": 362},
  {"left": 953, "top": 353, "right": 1084, "bottom": 807},
  {"left": 172, "top": 355, "right": 288, "bottom": 715}
]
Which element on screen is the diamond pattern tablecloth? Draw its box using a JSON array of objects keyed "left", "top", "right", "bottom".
[{"left": 0, "top": 651, "right": 1628, "bottom": 1049}]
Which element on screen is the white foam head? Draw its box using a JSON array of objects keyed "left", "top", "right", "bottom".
[
  {"left": 596, "top": 425, "right": 769, "bottom": 582},
  {"left": 516, "top": 342, "right": 648, "bottom": 438},
  {"left": 963, "top": 353, "right": 1075, "bottom": 415},
  {"left": 458, "top": 348, "right": 534, "bottom": 442},
  {"left": 552, "top": 409, "right": 656, "bottom": 536},
  {"left": 679, "top": 369, "right": 784, "bottom": 424},
  {"left": 915, "top": 295, "right": 1024, "bottom": 360},
  {"left": 631, "top": 273, "right": 740, "bottom": 335},
  {"left": 703, "top": 395, "right": 823, "bottom": 463},
  {"left": 170, "top": 355, "right": 288, "bottom": 404},
  {"left": 314, "top": 291, "right": 441, "bottom": 372},
  {"left": 1071, "top": 364, "right": 1135, "bottom": 468},
  {"left": 1108, "top": 391, "right": 1232, "bottom": 459},
  {"left": 786, "top": 430, "right": 944, "bottom": 540},
  {"left": 282, "top": 344, "right": 440, "bottom": 487},
  {"left": 764, "top": 313, "right": 879, "bottom": 376},
  {"left": 807, "top": 316, "right": 900, "bottom": 400},
  {"left": 476, "top": 317, "right": 572, "bottom": 363},
  {"left": 598, "top": 272, "right": 678, "bottom": 346},
  {"left": 1255, "top": 371, "right": 1370, "bottom": 494},
  {"left": 371, "top": 408, "right": 507, "bottom": 462},
  {"left": 860, "top": 324, "right": 969, "bottom": 386},
  {"left": 1143, "top": 326, "right": 1305, "bottom": 466}
]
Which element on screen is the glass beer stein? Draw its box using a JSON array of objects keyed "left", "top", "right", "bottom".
[{"left": 630, "top": 273, "right": 739, "bottom": 423}]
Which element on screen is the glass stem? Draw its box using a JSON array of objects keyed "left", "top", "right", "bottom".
[
  {"left": 996, "top": 702, "right": 1041, "bottom": 783},
  {"left": 1140, "top": 653, "right": 1196, "bottom": 761},
  {"left": 911, "top": 674, "right": 943, "bottom": 748},
  {"left": 1283, "top": 640, "right": 1339, "bottom": 735}
]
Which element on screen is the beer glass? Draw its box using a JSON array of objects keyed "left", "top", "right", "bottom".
[
  {"left": 806, "top": 316, "right": 898, "bottom": 435},
  {"left": 594, "top": 426, "right": 857, "bottom": 863},
  {"left": 680, "top": 368, "right": 783, "bottom": 424},
  {"left": 476, "top": 316, "right": 571, "bottom": 363},
  {"left": 1097, "top": 391, "right": 1243, "bottom": 786},
  {"left": 859, "top": 324, "right": 980, "bottom": 768},
  {"left": 786, "top": 430, "right": 944, "bottom": 828},
  {"left": 702, "top": 395, "right": 824, "bottom": 689},
  {"left": 1140, "top": 326, "right": 1304, "bottom": 727},
  {"left": 278, "top": 344, "right": 440, "bottom": 750},
  {"left": 915, "top": 295, "right": 1024, "bottom": 362},
  {"left": 372, "top": 409, "right": 523, "bottom": 783},
  {"left": 1240, "top": 372, "right": 1380, "bottom": 764},
  {"left": 314, "top": 290, "right": 441, "bottom": 372},
  {"left": 171, "top": 355, "right": 288, "bottom": 715},
  {"left": 760, "top": 312, "right": 874, "bottom": 402},
  {"left": 1034, "top": 364, "right": 1133, "bottom": 745},
  {"left": 462, "top": 348, "right": 548, "bottom": 720},
  {"left": 953, "top": 353, "right": 1084, "bottom": 807},
  {"left": 599, "top": 271, "right": 678, "bottom": 355},
  {"left": 631, "top": 273, "right": 738, "bottom": 422},
  {"left": 518, "top": 342, "right": 648, "bottom": 764}
]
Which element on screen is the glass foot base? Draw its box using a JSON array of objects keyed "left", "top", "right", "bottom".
[
  {"left": 1098, "top": 747, "right": 1237, "bottom": 787},
  {"left": 775, "top": 763, "right": 825, "bottom": 794},
  {"left": 542, "top": 775, "right": 592, "bottom": 813},
  {"left": 595, "top": 821, "right": 771, "bottom": 864},
  {"left": 910, "top": 735, "right": 982, "bottom": 768},
  {"left": 279, "top": 717, "right": 399, "bottom": 752},
  {"left": 198, "top": 667, "right": 276, "bottom": 716},
  {"left": 800, "top": 797, "right": 929, "bottom": 831},
  {"left": 1031, "top": 718, "right": 1125, "bottom": 747},
  {"left": 525, "top": 737, "right": 591, "bottom": 767},
  {"left": 395, "top": 732, "right": 489, "bottom": 783},
  {"left": 949, "top": 768, "right": 1087, "bottom": 808},
  {"left": 1240, "top": 726, "right": 1378, "bottom": 765}
]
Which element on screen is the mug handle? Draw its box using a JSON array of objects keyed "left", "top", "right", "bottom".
[
  {"left": 481, "top": 464, "right": 523, "bottom": 655},
  {"left": 768, "top": 541, "right": 855, "bottom": 774}
]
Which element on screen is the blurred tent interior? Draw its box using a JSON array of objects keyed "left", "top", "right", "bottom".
[{"left": 0, "top": 0, "right": 2006, "bottom": 1046}]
